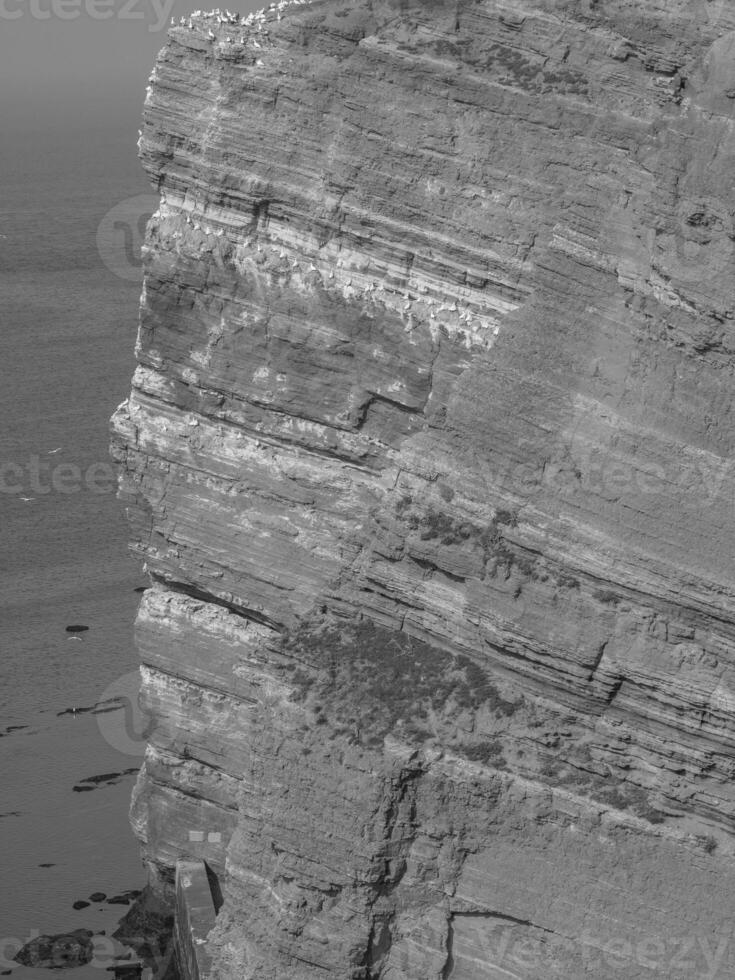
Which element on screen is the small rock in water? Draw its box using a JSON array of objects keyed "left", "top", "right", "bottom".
[
  {"left": 38, "top": 862, "right": 55, "bottom": 868},
  {"left": 79, "top": 772, "right": 121, "bottom": 786},
  {"left": 107, "top": 895, "right": 131, "bottom": 905},
  {"left": 72, "top": 900, "right": 90, "bottom": 910},
  {"left": 14, "top": 929, "right": 94, "bottom": 969},
  {"left": 65, "top": 624, "right": 89, "bottom": 633},
  {"left": 72, "top": 785, "right": 95, "bottom": 793},
  {"left": 89, "top": 892, "right": 107, "bottom": 902}
]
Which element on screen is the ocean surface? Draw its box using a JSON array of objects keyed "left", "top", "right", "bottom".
[{"left": 0, "top": 111, "right": 157, "bottom": 976}]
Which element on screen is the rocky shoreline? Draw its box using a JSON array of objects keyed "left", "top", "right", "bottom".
[{"left": 11, "top": 887, "right": 177, "bottom": 979}]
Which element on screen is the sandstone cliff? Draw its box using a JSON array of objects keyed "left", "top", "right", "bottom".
[{"left": 112, "top": 1, "right": 735, "bottom": 976}]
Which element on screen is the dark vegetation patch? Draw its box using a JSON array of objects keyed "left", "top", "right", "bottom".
[
  {"left": 396, "top": 495, "right": 587, "bottom": 595},
  {"left": 281, "top": 619, "right": 522, "bottom": 751},
  {"left": 594, "top": 589, "right": 620, "bottom": 605},
  {"left": 460, "top": 739, "right": 507, "bottom": 767},
  {"left": 395, "top": 496, "right": 575, "bottom": 587},
  {"left": 542, "top": 756, "right": 668, "bottom": 825}
]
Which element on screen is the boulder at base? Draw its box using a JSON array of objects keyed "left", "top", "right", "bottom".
[{"left": 14, "top": 929, "right": 94, "bottom": 969}]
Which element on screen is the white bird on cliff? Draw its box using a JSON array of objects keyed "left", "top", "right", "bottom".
[{"left": 208, "top": 29, "right": 215, "bottom": 39}]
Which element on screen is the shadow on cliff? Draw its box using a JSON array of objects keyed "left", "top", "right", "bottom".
[{"left": 113, "top": 885, "right": 180, "bottom": 980}]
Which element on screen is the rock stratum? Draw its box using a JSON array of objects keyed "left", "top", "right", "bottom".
[{"left": 111, "top": 1, "right": 735, "bottom": 976}]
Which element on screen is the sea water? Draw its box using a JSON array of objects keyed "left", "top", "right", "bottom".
[{"left": 0, "top": 107, "right": 156, "bottom": 976}]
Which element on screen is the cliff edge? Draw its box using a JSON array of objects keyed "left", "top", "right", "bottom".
[{"left": 112, "top": 1, "right": 735, "bottom": 976}]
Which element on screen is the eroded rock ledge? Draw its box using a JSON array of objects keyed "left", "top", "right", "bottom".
[{"left": 112, "top": 1, "right": 735, "bottom": 976}]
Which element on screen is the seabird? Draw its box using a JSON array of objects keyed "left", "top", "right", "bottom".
[{"left": 47, "top": 447, "right": 62, "bottom": 454}]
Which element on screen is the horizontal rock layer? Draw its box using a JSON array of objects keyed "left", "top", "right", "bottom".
[{"left": 112, "top": 1, "right": 735, "bottom": 976}]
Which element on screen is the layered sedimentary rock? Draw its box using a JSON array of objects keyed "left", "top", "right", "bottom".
[{"left": 112, "top": 1, "right": 735, "bottom": 976}]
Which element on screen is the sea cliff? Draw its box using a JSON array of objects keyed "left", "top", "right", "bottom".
[{"left": 112, "top": 1, "right": 735, "bottom": 976}]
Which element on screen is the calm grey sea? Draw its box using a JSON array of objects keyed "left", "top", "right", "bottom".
[{"left": 0, "top": 111, "right": 155, "bottom": 975}]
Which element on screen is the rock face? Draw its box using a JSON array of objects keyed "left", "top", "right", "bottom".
[{"left": 112, "top": 1, "right": 735, "bottom": 976}]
